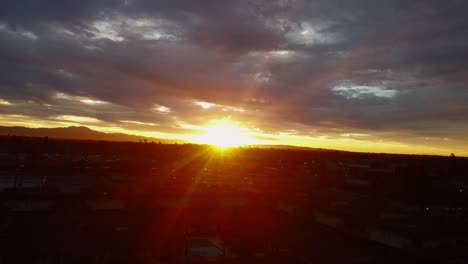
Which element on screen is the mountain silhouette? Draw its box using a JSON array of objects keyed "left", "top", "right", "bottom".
[{"left": 0, "top": 126, "right": 185, "bottom": 144}]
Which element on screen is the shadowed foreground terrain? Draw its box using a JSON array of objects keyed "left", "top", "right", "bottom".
[{"left": 0, "top": 136, "right": 466, "bottom": 263}]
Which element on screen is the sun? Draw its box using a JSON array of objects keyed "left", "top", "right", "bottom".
[{"left": 195, "top": 120, "right": 254, "bottom": 148}]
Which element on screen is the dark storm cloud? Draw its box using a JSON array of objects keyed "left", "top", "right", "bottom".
[
  {"left": 1, "top": 0, "right": 468, "bottom": 149},
  {"left": 0, "top": 0, "right": 121, "bottom": 24}
]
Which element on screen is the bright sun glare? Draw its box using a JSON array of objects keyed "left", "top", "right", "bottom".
[{"left": 196, "top": 120, "right": 254, "bottom": 148}]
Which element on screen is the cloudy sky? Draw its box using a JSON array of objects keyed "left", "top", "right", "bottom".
[{"left": 0, "top": 0, "right": 467, "bottom": 155}]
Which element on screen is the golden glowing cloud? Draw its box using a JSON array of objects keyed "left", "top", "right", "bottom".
[
  {"left": 55, "top": 115, "right": 102, "bottom": 124},
  {"left": 54, "top": 93, "right": 108, "bottom": 105},
  {"left": 0, "top": 99, "right": 12, "bottom": 105},
  {"left": 152, "top": 104, "right": 171, "bottom": 113}
]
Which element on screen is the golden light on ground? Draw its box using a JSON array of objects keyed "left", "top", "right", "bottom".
[{"left": 192, "top": 119, "right": 256, "bottom": 148}]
